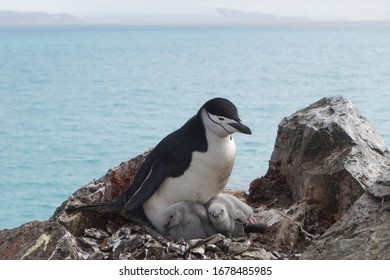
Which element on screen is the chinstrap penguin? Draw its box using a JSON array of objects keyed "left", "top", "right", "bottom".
[
  {"left": 71, "top": 97, "right": 252, "bottom": 234},
  {"left": 206, "top": 193, "right": 256, "bottom": 236},
  {"left": 161, "top": 201, "right": 217, "bottom": 241}
]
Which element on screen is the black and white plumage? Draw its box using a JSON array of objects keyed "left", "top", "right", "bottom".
[
  {"left": 161, "top": 201, "right": 217, "bottom": 241},
  {"left": 73, "top": 97, "right": 251, "bottom": 235}
]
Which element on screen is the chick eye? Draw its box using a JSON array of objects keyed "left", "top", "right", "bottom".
[{"left": 218, "top": 117, "right": 225, "bottom": 121}]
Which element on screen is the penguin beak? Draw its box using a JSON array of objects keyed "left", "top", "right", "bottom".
[
  {"left": 228, "top": 121, "right": 252, "bottom": 135},
  {"left": 163, "top": 222, "right": 171, "bottom": 230},
  {"left": 210, "top": 212, "right": 220, "bottom": 218}
]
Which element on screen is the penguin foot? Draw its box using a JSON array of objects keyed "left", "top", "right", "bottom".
[{"left": 246, "top": 216, "right": 257, "bottom": 225}]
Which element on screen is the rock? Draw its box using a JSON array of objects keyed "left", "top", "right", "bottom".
[
  {"left": 299, "top": 151, "right": 390, "bottom": 259},
  {"left": 218, "top": 238, "right": 232, "bottom": 252},
  {"left": 300, "top": 193, "right": 390, "bottom": 259},
  {"left": 368, "top": 173, "right": 390, "bottom": 199},
  {"left": 190, "top": 245, "right": 205, "bottom": 255},
  {"left": 241, "top": 248, "right": 276, "bottom": 260},
  {"left": 51, "top": 150, "right": 151, "bottom": 236},
  {"left": 228, "top": 240, "right": 251, "bottom": 255},
  {"left": 84, "top": 228, "right": 110, "bottom": 239},
  {"left": 205, "top": 233, "right": 226, "bottom": 245},
  {"left": 188, "top": 238, "right": 205, "bottom": 248},
  {"left": 205, "top": 243, "right": 220, "bottom": 253},
  {"left": 0, "top": 221, "right": 81, "bottom": 260},
  {"left": 250, "top": 96, "right": 390, "bottom": 258},
  {"left": 251, "top": 206, "right": 301, "bottom": 252}
]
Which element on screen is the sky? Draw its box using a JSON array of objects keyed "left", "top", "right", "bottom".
[{"left": 1, "top": 0, "right": 390, "bottom": 21}]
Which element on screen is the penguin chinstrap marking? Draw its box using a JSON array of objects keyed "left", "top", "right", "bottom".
[
  {"left": 206, "top": 193, "right": 255, "bottom": 237},
  {"left": 161, "top": 201, "right": 217, "bottom": 241},
  {"left": 73, "top": 98, "right": 251, "bottom": 234}
]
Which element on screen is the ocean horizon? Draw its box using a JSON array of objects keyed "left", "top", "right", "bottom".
[{"left": 1, "top": 25, "right": 389, "bottom": 230}]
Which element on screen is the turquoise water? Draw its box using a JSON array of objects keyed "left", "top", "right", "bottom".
[{"left": 1, "top": 25, "right": 389, "bottom": 230}]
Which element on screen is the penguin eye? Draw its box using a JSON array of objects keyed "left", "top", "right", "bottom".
[
  {"left": 170, "top": 214, "right": 174, "bottom": 219},
  {"left": 218, "top": 117, "right": 225, "bottom": 121}
]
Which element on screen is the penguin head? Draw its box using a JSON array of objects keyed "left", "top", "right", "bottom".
[
  {"left": 208, "top": 203, "right": 229, "bottom": 223},
  {"left": 200, "top": 98, "right": 252, "bottom": 138},
  {"left": 163, "top": 207, "right": 183, "bottom": 230}
]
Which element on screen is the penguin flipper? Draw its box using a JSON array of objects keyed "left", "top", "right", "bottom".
[
  {"left": 124, "top": 157, "right": 174, "bottom": 211},
  {"left": 66, "top": 198, "right": 124, "bottom": 213}
]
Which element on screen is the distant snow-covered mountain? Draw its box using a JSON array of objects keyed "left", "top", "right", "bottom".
[
  {"left": 0, "top": 9, "right": 309, "bottom": 26},
  {"left": 0, "top": 11, "right": 81, "bottom": 25},
  {"left": 214, "top": 8, "right": 308, "bottom": 23},
  {"left": 1, "top": 9, "right": 388, "bottom": 26}
]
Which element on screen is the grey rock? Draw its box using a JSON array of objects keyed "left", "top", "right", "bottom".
[
  {"left": 205, "top": 244, "right": 220, "bottom": 253},
  {"left": 228, "top": 240, "right": 251, "bottom": 255},
  {"left": 205, "top": 233, "right": 226, "bottom": 245},
  {"left": 144, "top": 240, "right": 165, "bottom": 257},
  {"left": 187, "top": 238, "right": 205, "bottom": 249},
  {"left": 190, "top": 245, "right": 205, "bottom": 255},
  {"left": 300, "top": 193, "right": 390, "bottom": 259},
  {"left": 368, "top": 173, "right": 390, "bottom": 200},
  {"left": 218, "top": 238, "right": 232, "bottom": 252},
  {"left": 250, "top": 96, "right": 390, "bottom": 259},
  {"left": 0, "top": 221, "right": 81, "bottom": 260},
  {"left": 84, "top": 228, "right": 109, "bottom": 239},
  {"left": 241, "top": 248, "right": 276, "bottom": 260}
]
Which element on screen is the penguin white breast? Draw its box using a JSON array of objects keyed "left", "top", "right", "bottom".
[{"left": 143, "top": 130, "right": 236, "bottom": 228}]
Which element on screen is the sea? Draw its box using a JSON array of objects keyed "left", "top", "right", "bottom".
[{"left": 1, "top": 24, "right": 389, "bottom": 230}]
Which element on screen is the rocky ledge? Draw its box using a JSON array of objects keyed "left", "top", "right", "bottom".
[{"left": 1, "top": 96, "right": 389, "bottom": 260}]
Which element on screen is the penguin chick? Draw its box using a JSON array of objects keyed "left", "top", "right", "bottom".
[
  {"left": 207, "top": 193, "right": 255, "bottom": 236},
  {"left": 207, "top": 202, "right": 237, "bottom": 235},
  {"left": 161, "top": 201, "right": 217, "bottom": 241}
]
